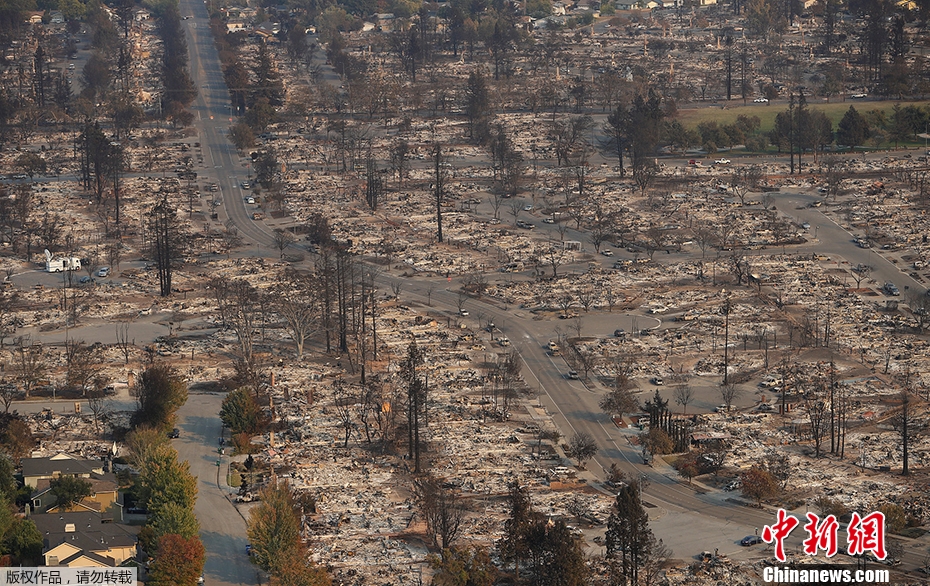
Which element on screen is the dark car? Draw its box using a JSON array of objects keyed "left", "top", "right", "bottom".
[
  {"left": 168, "top": 428, "right": 180, "bottom": 438},
  {"left": 741, "top": 535, "right": 763, "bottom": 546},
  {"left": 246, "top": 544, "right": 253, "bottom": 555}
]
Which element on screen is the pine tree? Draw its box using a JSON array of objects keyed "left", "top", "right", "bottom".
[{"left": 606, "top": 481, "right": 654, "bottom": 586}]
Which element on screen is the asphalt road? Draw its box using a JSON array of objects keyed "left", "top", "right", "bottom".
[
  {"left": 176, "top": 3, "right": 264, "bottom": 582},
  {"left": 174, "top": 392, "right": 259, "bottom": 586}
]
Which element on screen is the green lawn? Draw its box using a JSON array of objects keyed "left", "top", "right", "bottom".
[{"left": 676, "top": 99, "right": 930, "bottom": 135}]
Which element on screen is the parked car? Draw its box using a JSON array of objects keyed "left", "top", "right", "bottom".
[
  {"left": 741, "top": 535, "right": 763, "bottom": 546},
  {"left": 613, "top": 328, "right": 626, "bottom": 337},
  {"left": 753, "top": 97, "right": 769, "bottom": 103},
  {"left": 96, "top": 267, "right": 110, "bottom": 278},
  {"left": 651, "top": 377, "right": 664, "bottom": 386},
  {"left": 567, "top": 370, "right": 579, "bottom": 380},
  {"left": 714, "top": 158, "right": 731, "bottom": 165},
  {"left": 850, "top": 93, "right": 867, "bottom": 99},
  {"left": 601, "top": 249, "right": 613, "bottom": 256},
  {"left": 168, "top": 428, "right": 180, "bottom": 438},
  {"left": 884, "top": 282, "right": 900, "bottom": 296}
]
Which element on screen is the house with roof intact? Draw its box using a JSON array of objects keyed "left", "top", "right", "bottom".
[
  {"left": 22, "top": 453, "right": 121, "bottom": 518},
  {"left": 32, "top": 511, "right": 137, "bottom": 568}
]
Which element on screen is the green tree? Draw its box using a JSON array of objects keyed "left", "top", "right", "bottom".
[
  {"left": 430, "top": 547, "right": 498, "bottom": 586},
  {"left": 137, "top": 449, "right": 198, "bottom": 516},
  {"left": 606, "top": 481, "right": 655, "bottom": 586},
  {"left": 837, "top": 106, "right": 869, "bottom": 147},
  {"left": 49, "top": 476, "right": 92, "bottom": 510},
  {"left": 0, "top": 456, "right": 17, "bottom": 502},
  {"left": 524, "top": 518, "right": 589, "bottom": 586},
  {"left": 220, "top": 387, "right": 265, "bottom": 435},
  {"left": 246, "top": 97, "right": 277, "bottom": 132},
  {"left": 131, "top": 363, "right": 188, "bottom": 430},
  {"left": 147, "top": 502, "right": 201, "bottom": 545},
  {"left": 228, "top": 122, "right": 256, "bottom": 151},
  {"left": 125, "top": 426, "right": 170, "bottom": 469},
  {"left": 247, "top": 482, "right": 302, "bottom": 574},
  {"left": 463, "top": 70, "right": 491, "bottom": 143},
  {"left": 148, "top": 533, "right": 205, "bottom": 586},
  {"left": 498, "top": 481, "right": 536, "bottom": 577},
  {"left": 254, "top": 149, "right": 279, "bottom": 188},
  {"left": 1, "top": 512, "right": 43, "bottom": 566}
]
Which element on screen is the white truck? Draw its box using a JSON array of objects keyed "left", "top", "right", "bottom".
[{"left": 44, "top": 249, "right": 81, "bottom": 273}]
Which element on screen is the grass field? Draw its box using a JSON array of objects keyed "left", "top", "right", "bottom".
[{"left": 676, "top": 99, "right": 930, "bottom": 135}]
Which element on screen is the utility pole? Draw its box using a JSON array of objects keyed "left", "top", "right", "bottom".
[
  {"left": 788, "top": 92, "right": 796, "bottom": 175},
  {"left": 722, "top": 292, "right": 731, "bottom": 385}
]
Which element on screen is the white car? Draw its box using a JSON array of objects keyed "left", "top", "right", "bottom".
[
  {"left": 601, "top": 249, "right": 613, "bottom": 256},
  {"left": 523, "top": 204, "right": 533, "bottom": 211},
  {"left": 714, "top": 158, "right": 731, "bottom": 165},
  {"left": 96, "top": 267, "right": 110, "bottom": 278},
  {"left": 753, "top": 97, "right": 769, "bottom": 103},
  {"left": 246, "top": 196, "right": 255, "bottom": 204},
  {"left": 850, "top": 93, "right": 867, "bottom": 99}
]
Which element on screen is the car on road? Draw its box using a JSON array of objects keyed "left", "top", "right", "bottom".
[
  {"left": 567, "top": 370, "right": 579, "bottom": 379},
  {"left": 96, "top": 267, "right": 110, "bottom": 278},
  {"left": 850, "top": 93, "right": 867, "bottom": 99},
  {"left": 516, "top": 220, "right": 534, "bottom": 229},
  {"left": 741, "top": 535, "right": 763, "bottom": 546},
  {"left": 543, "top": 217, "right": 555, "bottom": 224},
  {"left": 241, "top": 181, "right": 251, "bottom": 189},
  {"left": 650, "top": 377, "right": 664, "bottom": 385},
  {"left": 168, "top": 428, "right": 180, "bottom": 438},
  {"left": 714, "top": 158, "right": 731, "bottom": 165},
  {"left": 753, "top": 97, "right": 769, "bottom": 103},
  {"left": 246, "top": 196, "right": 255, "bottom": 204},
  {"left": 601, "top": 249, "right": 613, "bottom": 256},
  {"left": 613, "top": 328, "right": 626, "bottom": 337},
  {"left": 246, "top": 544, "right": 252, "bottom": 555},
  {"left": 459, "top": 310, "right": 469, "bottom": 316},
  {"left": 79, "top": 276, "right": 93, "bottom": 284}
]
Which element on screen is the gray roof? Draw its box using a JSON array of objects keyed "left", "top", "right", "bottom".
[
  {"left": 33, "top": 511, "right": 137, "bottom": 554},
  {"left": 22, "top": 455, "right": 100, "bottom": 479}
]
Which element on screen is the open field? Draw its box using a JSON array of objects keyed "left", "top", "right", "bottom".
[{"left": 676, "top": 99, "right": 930, "bottom": 134}]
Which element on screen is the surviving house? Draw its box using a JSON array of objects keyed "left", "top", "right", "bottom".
[
  {"left": 31, "top": 511, "right": 138, "bottom": 568},
  {"left": 23, "top": 453, "right": 121, "bottom": 518}
]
